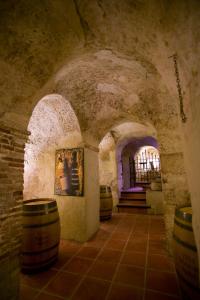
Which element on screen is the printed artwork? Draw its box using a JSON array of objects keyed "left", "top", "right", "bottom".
[{"left": 55, "top": 148, "right": 84, "bottom": 196}]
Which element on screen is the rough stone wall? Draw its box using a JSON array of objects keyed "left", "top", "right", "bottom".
[{"left": 0, "top": 122, "right": 28, "bottom": 300}]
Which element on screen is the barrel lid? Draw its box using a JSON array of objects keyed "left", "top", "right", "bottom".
[
  {"left": 23, "top": 199, "right": 56, "bottom": 211},
  {"left": 25, "top": 200, "right": 54, "bottom": 205},
  {"left": 175, "top": 206, "right": 192, "bottom": 222}
]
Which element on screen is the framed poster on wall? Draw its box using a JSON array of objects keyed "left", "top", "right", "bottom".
[{"left": 55, "top": 148, "right": 84, "bottom": 196}]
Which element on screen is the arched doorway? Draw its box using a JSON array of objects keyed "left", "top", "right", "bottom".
[
  {"left": 121, "top": 137, "right": 160, "bottom": 191},
  {"left": 23, "top": 94, "right": 99, "bottom": 242},
  {"left": 24, "top": 94, "right": 82, "bottom": 199}
]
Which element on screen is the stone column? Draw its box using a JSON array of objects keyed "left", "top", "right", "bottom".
[
  {"left": 57, "top": 141, "right": 100, "bottom": 242},
  {"left": 54, "top": 143, "right": 100, "bottom": 242},
  {"left": 84, "top": 144, "right": 100, "bottom": 240},
  {"left": 99, "top": 148, "right": 119, "bottom": 209},
  {"left": 0, "top": 122, "right": 28, "bottom": 300},
  {"left": 160, "top": 151, "right": 190, "bottom": 253}
]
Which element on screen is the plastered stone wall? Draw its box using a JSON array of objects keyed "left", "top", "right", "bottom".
[{"left": 0, "top": 122, "right": 28, "bottom": 300}]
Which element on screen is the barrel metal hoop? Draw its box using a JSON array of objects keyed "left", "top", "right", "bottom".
[
  {"left": 23, "top": 202, "right": 56, "bottom": 212},
  {"left": 175, "top": 207, "right": 192, "bottom": 223},
  {"left": 22, "top": 208, "right": 58, "bottom": 217},
  {"left": 22, "top": 242, "right": 60, "bottom": 256},
  {"left": 22, "top": 254, "right": 58, "bottom": 268},
  {"left": 22, "top": 218, "right": 60, "bottom": 228},
  {"left": 173, "top": 233, "right": 197, "bottom": 252},
  {"left": 174, "top": 219, "right": 193, "bottom": 232}
]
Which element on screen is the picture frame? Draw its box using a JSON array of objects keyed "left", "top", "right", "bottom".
[{"left": 55, "top": 148, "right": 84, "bottom": 196}]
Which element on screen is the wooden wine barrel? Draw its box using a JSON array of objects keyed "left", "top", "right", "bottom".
[
  {"left": 173, "top": 206, "right": 200, "bottom": 300},
  {"left": 21, "top": 198, "right": 60, "bottom": 273},
  {"left": 100, "top": 185, "right": 113, "bottom": 221}
]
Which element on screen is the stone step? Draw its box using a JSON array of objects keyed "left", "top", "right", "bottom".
[
  {"left": 117, "top": 202, "right": 150, "bottom": 209},
  {"left": 120, "top": 192, "right": 146, "bottom": 200},
  {"left": 117, "top": 198, "right": 151, "bottom": 215},
  {"left": 119, "top": 197, "right": 146, "bottom": 202}
]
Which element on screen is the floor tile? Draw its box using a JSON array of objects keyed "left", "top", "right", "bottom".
[
  {"left": 111, "top": 231, "right": 130, "bottom": 240},
  {"left": 126, "top": 240, "right": 147, "bottom": 253},
  {"left": 105, "top": 239, "right": 126, "bottom": 250},
  {"left": 93, "top": 229, "right": 111, "bottom": 240},
  {"left": 117, "top": 224, "right": 133, "bottom": 230},
  {"left": 101, "top": 224, "right": 116, "bottom": 233},
  {"left": 129, "top": 232, "right": 148, "bottom": 240},
  {"left": 88, "top": 260, "right": 117, "bottom": 281},
  {"left": 72, "top": 276, "right": 110, "bottom": 300},
  {"left": 146, "top": 270, "right": 180, "bottom": 296},
  {"left": 85, "top": 238, "right": 106, "bottom": 248},
  {"left": 21, "top": 269, "right": 58, "bottom": 289},
  {"left": 147, "top": 254, "right": 175, "bottom": 272},
  {"left": 76, "top": 246, "right": 100, "bottom": 259},
  {"left": 121, "top": 251, "right": 146, "bottom": 267},
  {"left": 35, "top": 292, "right": 64, "bottom": 300},
  {"left": 115, "top": 265, "right": 145, "bottom": 288},
  {"left": 64, "top": 257, "right": 93, "bottom": 274},
  {"left": 51, "top": 251, "right": 72, "bottom": 270},
  {"left": 97, "top": 249, "right": 122, "bottom": 263},
  {"left": 145, "top": 289, "right": 181, "bottom": 300},
  {"left": 60, "top": 240, "right": 82, "bottom": 253},
  {"left": 20, "top": 284, "right": 39, "bottom": 300},
  {"left": 148, "top": 240, "right": 167, "bottom": 255},
  {"left": 107, "top": 283, "right": 144, "bottom": 300},
  {"left": 149, "top": 234, "right": 165, "bottom": 241},
  {"left": 45, "top": 271, "right": 81, "bottom": 298}
]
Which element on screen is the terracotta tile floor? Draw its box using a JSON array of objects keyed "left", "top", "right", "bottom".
[{"left": 20, "top": 213, "right": 182, "bottom": 300}]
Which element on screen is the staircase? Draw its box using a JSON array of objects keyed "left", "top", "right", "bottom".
[{"left": 117, "top": 188, "right": 150, "bottom": 214}]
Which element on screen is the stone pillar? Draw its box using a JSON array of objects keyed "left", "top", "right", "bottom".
[
  {"left": 121, "top": 154, "right": 130, "bottom": 190},
  {"left": 84, "top": 145, "right": 100, "bottom": 239},
  {"left": 99, "top": 149, "right": 119, "bottom": 209},
  {"left": 109, "top": 150, "right": 119, "bottom": 210},
  {"left": 56, "top": 143, "right": 100, "bottom": 242},
  {"left": 0, "top": 122, "right": 28, "bottom": 300},
  {"left": 160, "top": 152, "right": 190, "bottom": 253}
]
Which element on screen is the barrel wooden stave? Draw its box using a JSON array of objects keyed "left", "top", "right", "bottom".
[
  {"left": 22, "top": 198, "right": 60, "bottom": 273},
  {"left": 173, "top": 206, "right": 200, "bottom": 300},
  {"left": 100, "top": 185, "right": 113, "bottom": 221}
]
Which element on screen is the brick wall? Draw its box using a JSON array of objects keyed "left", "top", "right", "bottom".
[{"left": 0, "top": 122, "right": 28, "bottom": 300}]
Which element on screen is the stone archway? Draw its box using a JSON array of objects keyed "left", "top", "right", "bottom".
[{"left": 24, "top": 93, "right": 100, "bottom": 242}]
